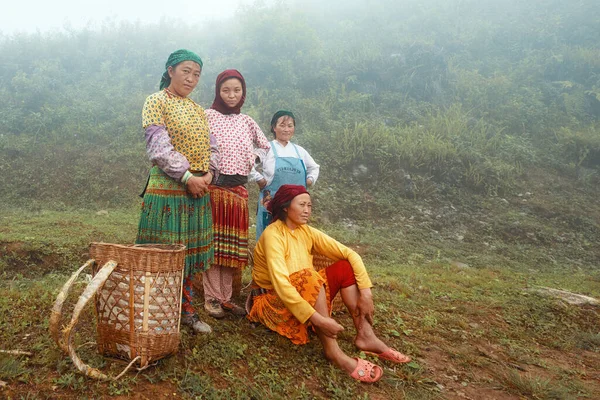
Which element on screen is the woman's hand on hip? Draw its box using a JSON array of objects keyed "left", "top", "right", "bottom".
[{"left": 186, "top": 176, "right": 210, "bottom": 198}]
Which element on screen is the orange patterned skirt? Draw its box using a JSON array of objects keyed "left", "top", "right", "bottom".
[{"left": 247, "top": 268, "right": 332, "bottom": 345}]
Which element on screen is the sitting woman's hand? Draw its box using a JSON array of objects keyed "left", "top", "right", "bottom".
[
  {"left": 257, "top": 178, "right": 267, "bottom": 189},
  {"left": 186, "top": 176, "right": 210, "bottom": 198},
  {"left": 310, "top": 312, "right": 344, "bottom": 339},
  {"left": 357, "top": 288, "right": 375, "bottom": 325}
]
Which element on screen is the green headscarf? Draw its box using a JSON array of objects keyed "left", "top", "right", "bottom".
[
  {"left": 159, "top": 49, "right": 204, "bottom": 90},
  {"left": 270, "top": 110, "right": 296, "bottom": 133}
]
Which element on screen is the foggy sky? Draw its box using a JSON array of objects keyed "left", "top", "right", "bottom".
[{"left": 1, "top": 0, "right": 259, "bottom": 34}]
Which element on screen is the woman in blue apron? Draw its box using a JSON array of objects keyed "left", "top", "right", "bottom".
[{"left": 251, "top": 110, "right": 320, "bottom": 240}]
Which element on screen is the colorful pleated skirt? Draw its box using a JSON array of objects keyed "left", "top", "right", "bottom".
[
  {"left": 209, "top": 185, "right": 249, "bottom": 270},
  {"left": 136, "top": 166, "right": 214, "bottom": 277}
]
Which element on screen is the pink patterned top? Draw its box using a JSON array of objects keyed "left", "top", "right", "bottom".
[{"left": 205, "top": 109, "right": 270, "bottom": 177}]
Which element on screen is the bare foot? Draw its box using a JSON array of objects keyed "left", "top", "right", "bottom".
[{"left": 354, "top": 336, "right": 388, "bottom": 354}]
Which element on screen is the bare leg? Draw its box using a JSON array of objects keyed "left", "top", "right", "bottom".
[
  {"left": 340, "top": 284, "right": 389, "bottom": 353},
  {"left": 312, "top": 287, "right": 362, "bottom": 375}
]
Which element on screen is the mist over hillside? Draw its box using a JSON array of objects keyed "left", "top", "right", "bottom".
[
  {"left": 1, "top": 0, "right": 599, "bottom": 214},
  {"left": 2, "top": 4, "right": 600, "bottom": 398}
]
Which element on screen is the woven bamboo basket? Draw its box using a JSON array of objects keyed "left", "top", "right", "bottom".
[{"left": 50, "top": 243, "right": 186, "bottom": 380}]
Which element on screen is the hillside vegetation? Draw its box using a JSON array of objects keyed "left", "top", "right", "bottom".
[
  {"left": 1, "top": 0, "right": 599, "bottom": 213},
  {"left": 1, "top": 1, "right": 599, "bottom": 399}
]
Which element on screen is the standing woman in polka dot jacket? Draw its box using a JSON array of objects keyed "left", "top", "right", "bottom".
[
  {"left": 203, "top": 69, "right": 270, "bottom": 319},
  {"left": 136, "top": 49, "right": 219, "bottom": 334}
]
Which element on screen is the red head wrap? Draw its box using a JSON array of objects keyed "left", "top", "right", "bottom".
[
  {"left": 267, "top": 184, "right": 310, "bottom": 222},
  {"left": 210, "top": 69, "right": 246, "bottom": 115}
]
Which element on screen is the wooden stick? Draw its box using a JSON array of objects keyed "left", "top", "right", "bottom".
[
  {"left": 0, "top": 350, "right": 33, "bottom": 356},
  {"left": 143, "top": 272, "right": 151, "bottom": 332}
]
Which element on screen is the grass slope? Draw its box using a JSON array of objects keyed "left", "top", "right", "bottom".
[{"left": 1, "top": 170, "right": 599, "bottom": 399}]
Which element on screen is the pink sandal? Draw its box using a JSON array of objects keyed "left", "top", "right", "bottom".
[
  {"left": 364, "top": 348, "right": 411, "bottom": 364},
  {"left": 349, "top": 358, "right": 383, "bottom": 383}
]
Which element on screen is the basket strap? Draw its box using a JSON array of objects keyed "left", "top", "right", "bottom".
[
  {"left": 50, "top": 259, "right": 152, "bottom": 380},
  {"left": 62, "top": 260, "right": 124, "bottom": 380},
  {"left": 49, "top": 259, "right": 95, "bottom": 352}
]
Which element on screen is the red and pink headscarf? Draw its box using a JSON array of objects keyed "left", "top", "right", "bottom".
[
  {"left": 267, "top": 184, "right": 310, "bottom": 222},
  {"left": 210, "top": 69, "right": 246, "bottom": 115}
]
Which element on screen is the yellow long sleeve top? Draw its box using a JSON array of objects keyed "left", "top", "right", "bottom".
[{"left": 252, "top": 219, "right": 373, "bottom": 324}]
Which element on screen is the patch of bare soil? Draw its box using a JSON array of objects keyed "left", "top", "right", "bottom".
[
  {"left": 419, "top": 345, "right": 517, "bottom": 400},
  {"left": 0, "top": 241, "right": 85, "bottom": 278},
  {"left": 413, "top": 314, "right": 600, "bottom": 399},
  {"left": 2, "top": 380, "right": 182, "bottom": 400}
]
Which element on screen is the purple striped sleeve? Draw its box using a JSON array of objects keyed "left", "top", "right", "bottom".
[{"left": 145, "top": 124, "right": 190, "bottom": 180}]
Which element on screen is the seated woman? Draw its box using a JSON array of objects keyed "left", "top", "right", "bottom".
[{"left": 247, "top": 184, "right": 411, "bottom": 383}]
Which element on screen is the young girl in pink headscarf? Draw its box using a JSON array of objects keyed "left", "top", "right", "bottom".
[{"left": 203, "top": 69, "right": 270, "bottom": 319}]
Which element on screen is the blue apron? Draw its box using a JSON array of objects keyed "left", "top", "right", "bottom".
[{"left": 256, "top": 141, "right": 307, "bottom": 240}]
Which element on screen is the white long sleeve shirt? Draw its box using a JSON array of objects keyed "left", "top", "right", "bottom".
[{"left": 249, "top": 141, "right": 320, "bottom": 185}]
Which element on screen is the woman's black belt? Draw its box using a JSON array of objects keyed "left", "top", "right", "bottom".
[{"left": 215, "top": 174, "right": 248, "bottom": 187}]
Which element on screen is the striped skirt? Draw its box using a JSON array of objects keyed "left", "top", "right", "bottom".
[
  {"left": 136, "top": 166, "right": 214, "bottom": 277},
  {"left": 209, "top": 185, "right": 249, "bottom": 270}
]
